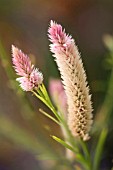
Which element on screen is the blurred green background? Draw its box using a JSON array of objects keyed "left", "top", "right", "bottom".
[{"left": 0, "top": 0, "right": 113, "bottom": 169}]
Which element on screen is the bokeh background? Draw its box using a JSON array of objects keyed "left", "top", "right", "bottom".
[{"left": 0, "top": 0, "right": 113, "bottom": 169}]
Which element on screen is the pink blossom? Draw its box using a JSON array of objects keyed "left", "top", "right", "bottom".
[
  {"left": 48, "top": 20, "right": 93, "bottom": 141},
  {"left": 12, "top": 45, "right": 33, "bottom": 77},
  {"left": 12, "top": 45, "right": 43, "bottom": 91},
  {"left": 48, "top": 20, "right": 74, "bottom": 55},
  {"left": 49, "top": 78, "right": 67, "bottom": 116}
]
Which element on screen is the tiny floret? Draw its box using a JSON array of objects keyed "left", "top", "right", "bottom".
[{"left": 12, "top": 45, "right": 43, "bottom": 91}]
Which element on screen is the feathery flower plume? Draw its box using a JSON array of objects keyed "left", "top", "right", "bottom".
[
  {"left": 12, "top": 45, "right": 43, "bottom": 91},
  {"left": 48, "top": 20, "right": 93, "bottom": 141}
]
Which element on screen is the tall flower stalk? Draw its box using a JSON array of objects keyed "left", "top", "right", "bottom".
[{"left": 48, "top": 20, "right": 93, "bottom": 141}]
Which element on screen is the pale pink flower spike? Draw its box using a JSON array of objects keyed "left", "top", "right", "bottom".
[
  {"left": 12, "top": 45, "right": 43, "bottom": 91},
  {"left": 49, "top": 78, "right": 67, "bottom": 116},
  {"left": 48, "top": 20, "right": 93, "bottom": 141}
]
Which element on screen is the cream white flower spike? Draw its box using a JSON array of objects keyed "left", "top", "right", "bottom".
[{"left": 48, "top": 20, "right": 93, "bottom": 141}]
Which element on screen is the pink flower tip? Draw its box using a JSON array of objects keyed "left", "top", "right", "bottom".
[
  {"left": 48, "top": 20, "right": 74, "bottom": 54},
  {"left": 12, "top": 45, "right": 43, "bottom": 91},
  {"left": 48, "top": 20, "right": 65, "bottom": 44}
]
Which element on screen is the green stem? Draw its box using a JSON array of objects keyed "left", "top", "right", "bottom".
[
  {"left": 32, "top": 90, "right": 61, "bottom": 122},
  {"left": 79, "top": 139, "right": 91, "bottom": 169},
  {"left": 39, "top": 108, "right": 60, "bottom": 125},
  {"left": 93, "top": 128, "right": 108, "bottom": 170}
]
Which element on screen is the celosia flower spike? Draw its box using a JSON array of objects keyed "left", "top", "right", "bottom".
[
  {"left": 12, "top": 45, "right": 33, "bottom": 77},
  {"left": 12, "top": 45, "right": 43, "bottom": 91},
  {"left": 48, "top": 20, "right": 93, "bottom": 141}
]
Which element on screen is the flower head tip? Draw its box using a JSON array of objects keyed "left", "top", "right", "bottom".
[{"left": 12, "top": 45, "right": 43, "bottom": 91}]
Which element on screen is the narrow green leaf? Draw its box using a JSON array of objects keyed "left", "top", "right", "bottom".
[
  {"left": 37, "top": 88, "right": 44, "bottom": 97},
  {"left": 79, "top": 139, "right": 90, "bottom": 161},
  {"left": 32, "top": 90, "right": 61, "bottom": 122},
  {"left": 52, "top": 135, "right": 77, "bottom": 153},
  {"left": 75, "top": 154, "right": 90, "bottom": 170},
  {"left": 52, "top": 136, "right": 90, "bottom": 170},
  {"left": 39, "top": 108, "right": 60, "bottom": 125},
  {"left": 39, "top": 84, "right": 52, "bottom": 105},
  {"left": 93, "top": 128, "right": 108, "bottom": 170},
  {"left": 42, "top": 84, "right": 51, "bottom": 101},
  {"left": 32, "top": 90, "right": 51, "bottom": 109}
]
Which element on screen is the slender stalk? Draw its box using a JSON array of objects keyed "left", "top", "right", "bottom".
[
  {"left": 32, "top": 90, "right": 61, "bottom": 121},
  {"left": 52, "top": 135, "right": 77, "bottom": 153},
  {"left": 79, "top": 139, "right": 91, "bottom": 169},
  {"left": 93, "top": 128, "right": 108, "bottom": 170},
  {"left": 39, "top": 108, "right": 60, "bottom": 125}
]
